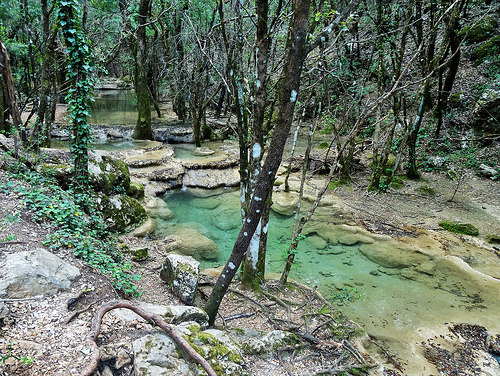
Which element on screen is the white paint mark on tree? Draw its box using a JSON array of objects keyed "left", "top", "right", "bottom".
[{"left": 290, "top": 89, "right": 297, "bottom": 103}]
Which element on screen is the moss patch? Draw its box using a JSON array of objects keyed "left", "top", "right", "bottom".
[
  {"left": 439, "top": 220, "right": 479, "bottom": 236},
  {"left": 486, "top": 234, "right": 500, "bottom": 245},
  {"left": 471, "top": 35, "right": 500, "bottom": 65},
  {"left": 416, "top": 185, "right": 436, "bottom": 196},
  {"left": 460, "top": 16, "right": 497, "bottom": 43}
]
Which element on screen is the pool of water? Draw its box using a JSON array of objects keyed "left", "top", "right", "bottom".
[
  {"left": 89, "top": 89, "right": 139, "bottom": 125},
  {"left": 154, "top": 188, "right": 500, "bottom": 374}
]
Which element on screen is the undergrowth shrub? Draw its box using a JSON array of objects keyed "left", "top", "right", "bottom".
[{"left": 1, "top": 168, "right": 141, "bottom": 296}]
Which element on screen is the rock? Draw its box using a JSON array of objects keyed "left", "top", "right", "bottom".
[
  {"left": 133, "top": 333, "right": 194, "bottom": 376},
  {"left": 183, "top": 168, "right": 240, "bottom": 189},
  {"left": 115, "top": 349, "right": 132, "bottom": 369},
  {"left": 460, "top": 16, "right": 497, "bottom": 43},
  {"left": 305, "top": 235, "right": 327, "bottom": 250},
  {"left": 127, "top": 181, "right": 145, "bottom": 199},
  {"left": 101, "top": 366, "right": 113, "bottom": 376},
  {"left": 271, "top": 191, "right": 299, "bottom": 216},
  {"left": 471, "top": 86, "right": 500, "bottom": 134},
  {"left": 132, "top": 323, "right": 246, "bottom": 376},
  {"left": 111, "top": 301, "right": 209, "bottom": 327},
  {"left": 88, "top": 151, "right": 131, "bottom": 195},
  {"left": 160, "top": 254, "right": 200, "bottom": 305},
  {"left": 479, "top": 164, "right": 498, "bottom": 179},
  {"left": 153, "top": 126, "right": 194, "bottom": 143},
  {"left": 144, "top": 197, "right": 174, "bottom": 220},
  {"left": 131, "top": 247, "right": 149, "bottom": 262},
  {"left": 359, "top": 242, "right": 429, "bottom": 269},
  {"left": 427, "top": 156, "right": 447, "bottom": 169},
  {"left": 148, "top": 160, "right": 185, "bottom": 188},
  {"left": 471, "top": 35, "right": 500, "bottom": 65},
  {"left": 129, "top": 218, "right": 156, "bottom": 238},
  {"left": 212, "top": 208, "right": 240, "bottom": 231},
  {"left": 229, "top": 328, "right": 298, "bottom": 358},
  {"left": 486, "top": 334, "right": 500, "bottom": 355},
  {"left": 158, "top": 228, "right": 219, "bottom": 260},
  {"left": 0, "top": 248, "right": 80, "bottom": 298},
  {"left": 0, "top": 302, "right": 9, "bottom": 322},
  {"left": 193, "top": 147, "right": 215, "bottom": 156},
  {"left": 95, "top": 193, "right": 147, "bottom": 232}
]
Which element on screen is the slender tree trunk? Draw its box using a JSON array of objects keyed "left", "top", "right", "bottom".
[
  {"left": 241, "top": 0, "right": 272, "bottom": 287},
  {"left": 132, "top": 0, "right": 153, "bottom": 139},
  {"left": 205, "top": 0, "right": 311, "bottom": 326}
]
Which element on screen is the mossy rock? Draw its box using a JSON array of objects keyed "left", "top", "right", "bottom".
[
  {"left": 439, "top": 220, "right": 479, "bottom": 236},
  {"left": 95, "top": 193, "right": 147, "bottom": 232},
  {"left": 471, "top": 35, "right": 500, "bottom": 65},
  {"left": 460, "top": 17, "right": 497, "bottom": 43},
  {"left": 416, "top": 184, "right": 436, "bottom": 196},
  {"left": 89, "top": 152, "right": 131, "bottom": 195},
  {"left": 127, "top": 181, "right": 145, "bottom": 199}
]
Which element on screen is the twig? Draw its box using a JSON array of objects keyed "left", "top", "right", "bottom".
[
  {"left": 0, "top": 295, "right": 43, "bottom": 302},
  {"left": 80, "top": 300, "right": 217, "bottom": 376},
  {"left": 63, "top": 297, "right": 106, "bottom": 325},
  {"left": 225, "top": 312, "right": 256, "bottom": 322}
]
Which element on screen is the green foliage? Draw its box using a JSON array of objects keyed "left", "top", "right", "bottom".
[
  {"left": 439, "top": 220, "right": 479, "bottom": 236},
  {"left": 0, "top": 341, "right": 34, "bottom": 367},
  {"left": 2, "top": 170, "right": 141, "bottom": 296},
  {"left": 0, "top": 212, "right": 19, "bottom": 243},
  {"left": 57, "top": 0, "right": 94, "bottom": 189},
  {"left": 460, "top": 17, "right": 497, "bottom": 43}
]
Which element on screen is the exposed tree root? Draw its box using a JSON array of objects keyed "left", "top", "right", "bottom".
[{"left": 81, "top": 300, "right": 217, "bottom": 376}]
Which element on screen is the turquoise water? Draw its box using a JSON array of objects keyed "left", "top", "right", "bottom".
[{"left": 155, "top": 188, "right": 500, "bottom": 373}]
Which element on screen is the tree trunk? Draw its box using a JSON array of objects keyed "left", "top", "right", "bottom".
[
  {"left": 241, "top": 0, "right": 272, "bottom": 287},
  {"left": 205, "top": 0, "right": 311, "bottom": 326},
  {"left": 132, "top": 0, "right": 153, "bottom": 140},
  {"left": 0, "top": 41, "right": 25, "bottom": 142}
]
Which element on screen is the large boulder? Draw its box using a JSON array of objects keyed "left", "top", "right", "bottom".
[
  {"left": 229, "top": 328, "right": 299, "bottom": 358},
  {"left": 157, "top": 228, "right": 219, "bottom": 260},
  {"left": 95, "top": 193, "right": 147, "bottom": 232},
  {"left": 133, "top": 322, "right": 246, "bottom": 376},
  {"left": 183, "top": 168, "right": 240, "bottom": 189},
  {"left": 89, "top": 151, "right": 131, "bottom": 195},
  {"left": 160, "top": 254, "right": 200, "bottom": 305},
  {"left": 144, "top": 197, "right": 174, "bottom": 220},
  {"left": 471, "top": 84, "right": 500, "bottom": 134},
  {"left": 0, "top": 248, "right": 80, "bottom": 298}
]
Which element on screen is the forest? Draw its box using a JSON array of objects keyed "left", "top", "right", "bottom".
[{"left": 0, "top": 0, "right": 499, "bottom": 375}]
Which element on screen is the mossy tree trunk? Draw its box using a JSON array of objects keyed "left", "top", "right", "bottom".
[{"left": 132, "top": 0, "right": 153, "bottom": 140}]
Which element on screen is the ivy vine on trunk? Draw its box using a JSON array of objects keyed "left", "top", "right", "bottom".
[{"left": 57, "top": 0, "right": 93, "bottom": 190}]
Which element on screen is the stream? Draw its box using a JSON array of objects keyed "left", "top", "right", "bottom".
[{"left": 82, "top": 90, "right": 500, "bottom": 374}]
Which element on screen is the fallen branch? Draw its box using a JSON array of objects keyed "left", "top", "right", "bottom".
[{"left": 81, "top": 300, "right": 217, "bottom": 376}]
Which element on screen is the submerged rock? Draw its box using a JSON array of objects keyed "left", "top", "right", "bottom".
[
  {"left": 0, "top": 248, "right": 80, "bottom": 298},
  {"left": 160, "top": 254, "right": 200, "bottom": 305},
  {"left": 157, "top": 228, "right": 219, "bottom": 260},
  {"left": 271, "top": 191, "right": 299, "bottom": 216}
]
